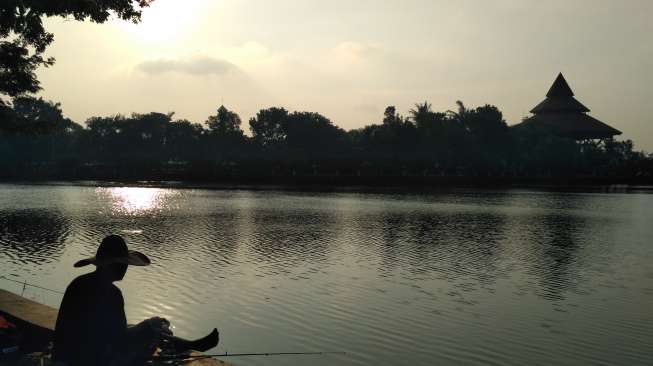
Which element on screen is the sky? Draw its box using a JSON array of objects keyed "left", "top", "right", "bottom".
[{"left": 37, "top": 0, "right": 653, "bottom": 150}]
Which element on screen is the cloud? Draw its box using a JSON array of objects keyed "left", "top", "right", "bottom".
[
  {"left": 136, "top": 56, "right": 240, "bottom": 76},
  {"left": 331, "top": 41, "right": 381, "bottom": 62}
]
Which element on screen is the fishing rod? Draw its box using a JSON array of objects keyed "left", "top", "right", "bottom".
[
  {"left": 154, "top": 351, "right": 347, "bottom": 361},
  {"left": 0, "top": 275, "right": 64, "bottom": 295},
  {"left": 2, "top": 276, "right": 348, "bottom": 362}
]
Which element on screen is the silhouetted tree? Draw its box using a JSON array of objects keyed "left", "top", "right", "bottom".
[
  {"left": 0, "top": 96, "right": 81, "bottom": 164},
  {"left": 446, "top": 101, "right": 470, "bottom": 128},
  {"left": 604, "top": 139, "right": 638, "bottom": 162},
  {"left": 0, "top": 98, "right": 18, "bottom": 134},
  {"left": 120, "top": 112, "right": 171, "bottom": 162},
  {"left": 465, "top": 105, "right": 507, "bottom": 139},
  {"left": 409, "top": 102, "right": 433, "bottom": 130},
  {"left": 511, "top": 125, "right": 581, "bottom": 176},
  {"left": 465, "top": 104, "right": 511, "bottom": 174},
  {"left": 0, "top": 96, "right": 649, "bottom": 182},
  {"left": 348, "top": 106, "right": 419, "bottom": 175},
  {"left": 165, "top": 119, "right": 205, "bottom": 162},
  {"left": 410, "top": 101, "right": 449, "bottom": 145},
  {"left": 205, "top": 106, "right": 246, "bottom": 163},
  {"left": 531, "top": 136, "right": 581, "bottom": 176},
  {"left": 283, "top": 112, "right": 345, "bottom": 153},
  {"left": 83, "top": 112, "right": 171, "bottom": 164},
  {"left": 280, "top": 111, "right": 348, "bottom": 173},
  {"left": 442, "top": 101, "right": 515, "bottom": 174},
  {"left": 409, "top": 102, "right": 455, "bottom": 172},
  {"left": 86, "top": 115, "right": 122, "bottom": 139},
  {"left": 382, "top": 106, "right": 403, "bottom": 126},
  {"left": 84, "top": 115, "right": 127, "bottom": 162},
  {"left": 207, "top": 105, "right": 243, "bottom": 136},
  {"left": 0, "top": 0, "right": 152, "bottom": 98},
  {"left": 11, "top": 96, "right": 80, "bottom": 135},
  {"left": 249, "top": 107, "right": 288, "bottom": 148}
]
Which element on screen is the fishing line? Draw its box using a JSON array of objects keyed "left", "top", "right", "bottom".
[
  {"left": 2, "top": 276, "right": 349, "bottom": 362},
  {"left": 154, "top": 351, "right": 347, "bottom": 362},
  {"left": 0, "top": 275, "right": 64, "bottom": 295}
]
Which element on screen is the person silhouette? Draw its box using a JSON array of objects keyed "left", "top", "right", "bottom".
[{"left": 52, "top": 235, "right": 218, "bottom": 366}]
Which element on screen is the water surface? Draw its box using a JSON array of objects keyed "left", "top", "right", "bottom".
[{"left": 1, "top": 183, "right": 652, "bottom": 365}]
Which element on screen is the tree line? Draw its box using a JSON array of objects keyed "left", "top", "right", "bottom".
[
  {"left": 1, "top": 2, "right": 650, "bottom": 185},
  {"left": 0, "top": 96, "right": 650, "bottom": 183}
]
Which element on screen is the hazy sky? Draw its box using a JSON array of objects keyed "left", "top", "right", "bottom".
[{"left": 37, "top": 0, "right": 653, "bottom": 150}]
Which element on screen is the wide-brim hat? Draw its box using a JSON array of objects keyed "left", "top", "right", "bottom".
[{"left": 74, "top": 235, "right": 150, "bottom": 268}]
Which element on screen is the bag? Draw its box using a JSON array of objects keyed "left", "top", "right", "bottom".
[{"left": 0, "top": 314, "right": 21, "bottom": 358}]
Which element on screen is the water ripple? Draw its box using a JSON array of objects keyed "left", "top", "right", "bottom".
[{"left": 0, "top": 184, "right": 652, "bottom": 366}]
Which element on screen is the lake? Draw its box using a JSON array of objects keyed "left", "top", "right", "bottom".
[{"left": 1, "top": 183, "right": 652, "bottom": 365}]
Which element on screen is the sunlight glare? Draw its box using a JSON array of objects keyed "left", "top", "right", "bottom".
[
  {"left": 119, "top": 0, "right": 203, "bottom": 42},
  {"left": 104, "top": 187, "right": 170, "bottom": 214}
]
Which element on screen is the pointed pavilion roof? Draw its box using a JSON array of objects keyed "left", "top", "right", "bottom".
[
  {"left": 516, "top": 113, "right": 621, "bottom": 140},
  {"left": 546, "top": 73, "right": 575, "bottom": 97},
  {"left": 530, "top": 73, "right": 590, "bottom": 114},
  {"left": 514, "top": 73, "right": 621, "bottom": 140}
]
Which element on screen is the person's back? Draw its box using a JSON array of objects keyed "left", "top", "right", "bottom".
[
  {"left": 52, "top": 235, "right": 219, "bottom": 366},
  {"left": 53, "top": 271, "right": 127, "bottom": 366}
]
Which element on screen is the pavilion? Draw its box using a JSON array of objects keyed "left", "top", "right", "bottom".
[{"left": 514, "top": 73, "right": 621, "bottom": 140}]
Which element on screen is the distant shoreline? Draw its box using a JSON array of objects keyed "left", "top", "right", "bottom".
[{"left": 2, "top": 176, "right": 652, "bottom": 194}]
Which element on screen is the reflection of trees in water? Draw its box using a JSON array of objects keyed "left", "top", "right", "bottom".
[
  {"left": 193, "top": 207, "right": 253, "bottom": 275},
  {"left": 528, "top": 214, "right": 586, "bottom": 301},
  {"left": 0, "top": 209, "right": 70, "bottom": 265},
  {"left": 248, "top": 208, "right": 337, "bottom": 272},
  {"left": 501, "top": 191, "right": 603, "bottom": 301},
  {"left": 132, "top": 211, "right": 247, "bottom": 282},
  {"left": 76, "top": 214, "right": 224, "bottom": 261},
  {"left": 74, "top": 211, "right": 247, "bottom": 294},
  {"left": 203, "top": 211, "right": 243, "bottom": 259},
  {"left": 358, "top": 208, "right": 507, "bottom": 289}
]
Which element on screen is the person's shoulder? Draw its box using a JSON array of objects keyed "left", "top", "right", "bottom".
[
  {"left": 65, "top": 272, "right": 96, "bottom": 293},
  {"left": 109, "top": 283, "right": 122, "bottom": 295},
  {"left": 109, "top": 283, "right": 125, "bottom": 305}
]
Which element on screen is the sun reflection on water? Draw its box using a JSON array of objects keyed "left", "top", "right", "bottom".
[{"left": 99, "top": 187, "right": 173, "bottom": 215}]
